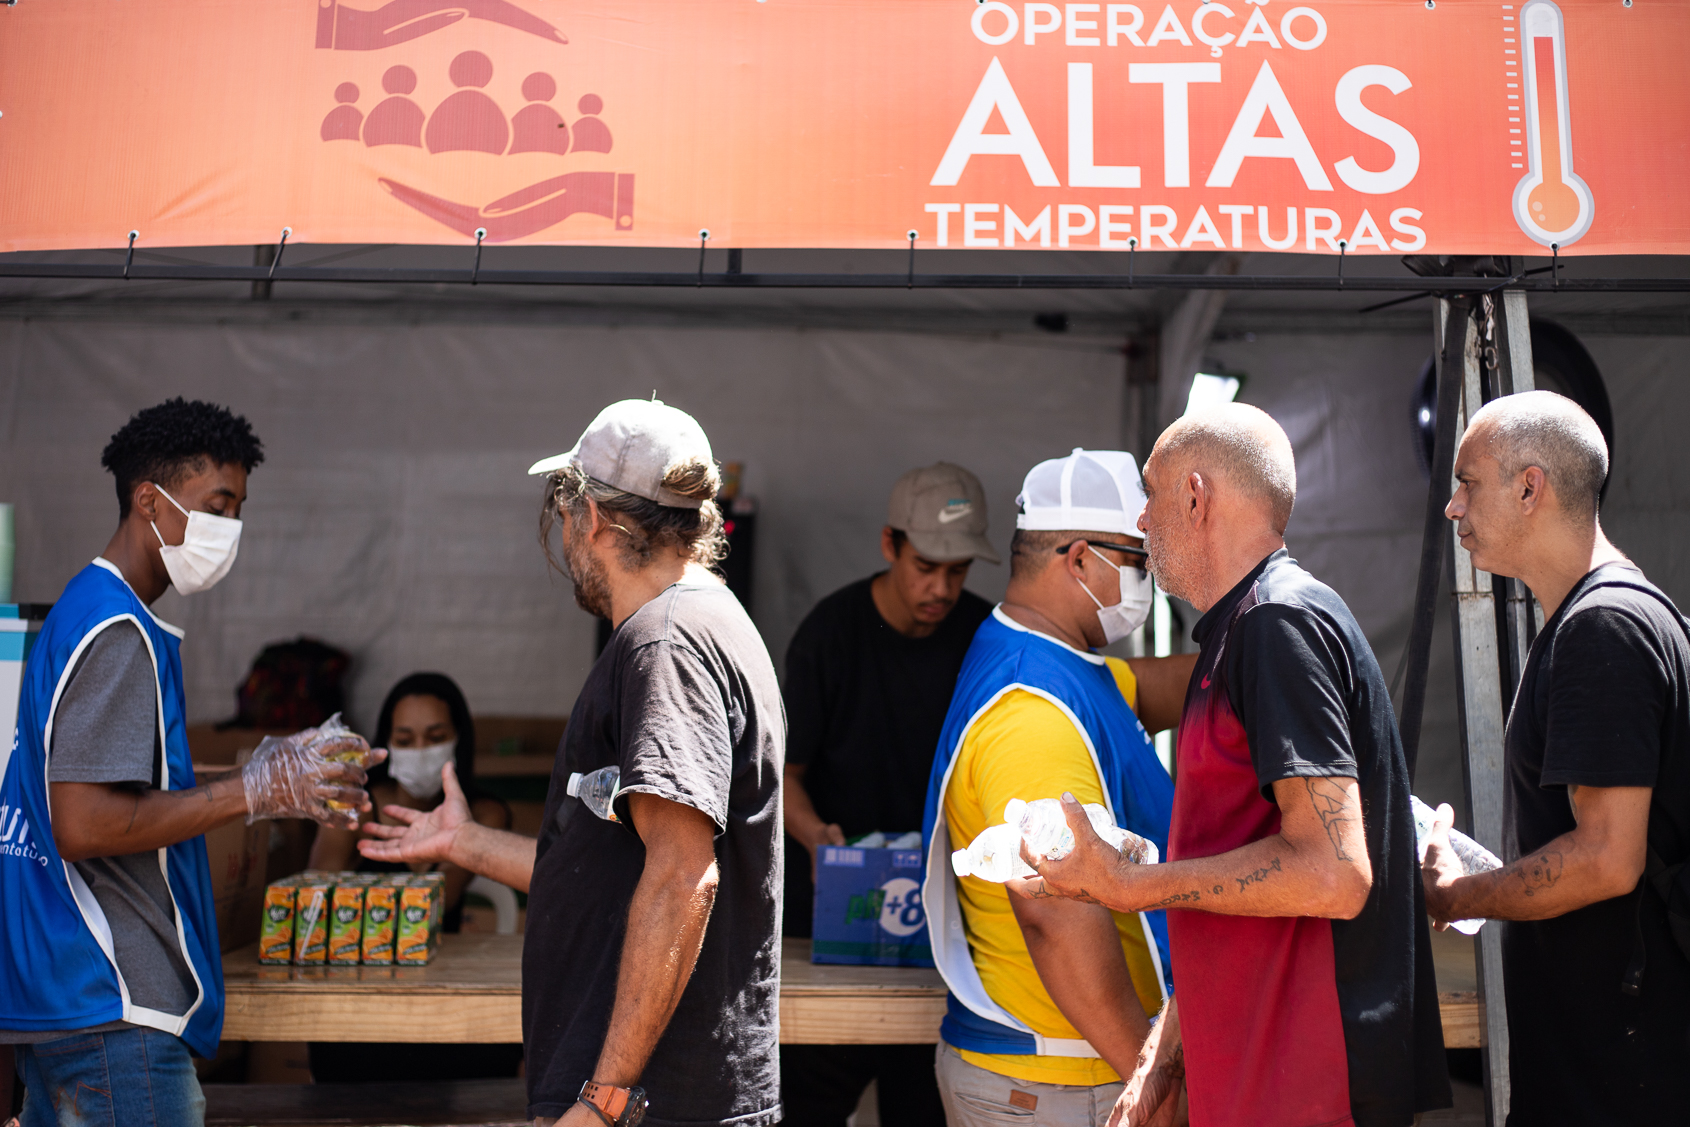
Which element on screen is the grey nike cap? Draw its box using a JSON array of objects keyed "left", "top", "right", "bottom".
[{"left": 887, "top": 462, "right": 1000, "bottom": 564}]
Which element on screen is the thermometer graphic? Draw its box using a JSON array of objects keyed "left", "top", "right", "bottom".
[{"left": 1512, "top": 0, "right": 1594, "bottom": 246}]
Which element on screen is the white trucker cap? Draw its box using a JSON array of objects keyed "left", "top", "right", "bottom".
[
  {"left": 1015, "top": 448, "right": 1146, "bottom": 534},
  {"left": 527, "top": 398, "right": 714, "bottom": 509}
]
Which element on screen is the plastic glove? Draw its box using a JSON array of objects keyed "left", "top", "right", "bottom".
[{"left": 240, "top": 712, "right": 384, "bottom": 829}]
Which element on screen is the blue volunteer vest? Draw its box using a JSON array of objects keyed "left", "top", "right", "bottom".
[
  {"left": 921, "top": 608, "right": 1174, "bottom": 1057},
  {"left": 0, "top": 559, "right": 223, "bottom": 1055}
]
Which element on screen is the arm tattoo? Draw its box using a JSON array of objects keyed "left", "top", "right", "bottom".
[
  {"left": 1028, "top": 880, "right": 1056, "bottom": 900},
  {"left": 1513, "top": 851, "right": 1564, "bottom": 897},
  {"left": 1305, "top": 778, "right": 1356, "bottom": 862},
  {"left": 1153, "top": 889, "right": 1202, "bottom": 908},
  {"left": 1235, "top": 856, "right": 1282, "bottom": 892}
]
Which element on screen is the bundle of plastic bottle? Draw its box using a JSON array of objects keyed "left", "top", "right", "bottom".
[
  {"left": 952, "top": 798, "right": 1158, "bottom": 883},
  {"left": 1410, "top": 795, "right": 1501, "bottom": 935}
]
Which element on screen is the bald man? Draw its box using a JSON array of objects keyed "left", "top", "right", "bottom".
[
  {"left": 1013, "top": 404, "right": 1449, "bottom": 1127},
  {"left": 1422, "top": 391, "right": 1690, "bottom": 1125}
]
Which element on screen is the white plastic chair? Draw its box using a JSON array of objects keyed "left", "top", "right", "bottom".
[{"left": 466, "top": 874, "right": 519, "bottom": 934}]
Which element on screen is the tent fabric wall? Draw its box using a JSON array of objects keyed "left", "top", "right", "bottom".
[
  {"left": 0, "top": 317, "right": 1124, "bottom": 729},
  {"left": 2, "top": 311, "right": 1683, "bottom": 834}
]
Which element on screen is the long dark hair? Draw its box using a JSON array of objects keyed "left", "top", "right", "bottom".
[{"left": 365, "top": 672, "right": 477, "bottom": 799}]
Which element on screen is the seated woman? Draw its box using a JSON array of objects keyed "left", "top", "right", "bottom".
[{"left": 306, "top": 672, "right": 520, "bottom": 1082}]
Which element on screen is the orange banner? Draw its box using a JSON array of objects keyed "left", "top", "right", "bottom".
[{"left": 1, "top": 0, "right": 1684, "bottom": 255}]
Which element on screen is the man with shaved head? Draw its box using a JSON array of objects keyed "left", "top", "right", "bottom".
[
  {"left": 1422, "top": 391, "right": 1690, "bottom": 1124},
  {"left": 1014, "top": 404, "right": 1449, "bottom": 1127}
]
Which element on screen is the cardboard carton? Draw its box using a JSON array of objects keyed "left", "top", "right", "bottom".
[
  {"left": 396, "top": 876, "right": 442, "bottom": 965},
  {"left": 811, "top": 846, "right": 933, "bottom": 967},
  {"left": 327, "top": 883, "right": 366, "bottom": 964},
  {"left": 361, "top": 876, "right": 403, "bottom": 964},
  {"left": 293, "top": 881, "right": 332, "bottom": 965},
  {"left": 258, "top": 876, "right": 301, "bottom": 964}
]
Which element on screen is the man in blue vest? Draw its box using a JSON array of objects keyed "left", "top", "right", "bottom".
[
  {"left": 0, "top": 399, "right": 373, "bottom": 1126},
  {"left": 921, "top": 449, "right": 1195, "bottom": 1126}
]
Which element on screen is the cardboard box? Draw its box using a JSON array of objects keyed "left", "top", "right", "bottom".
[
  {"left": 811, "top": 846, "right": 933, "bottom": 967},
  {"left": 194, "top": 764, "right": 268, "bottom": 953}
]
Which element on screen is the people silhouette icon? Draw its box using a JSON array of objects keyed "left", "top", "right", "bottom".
[
  {"left": 570, "top": 93, "right": 613, "bottom": 154},
  {"left": 508, "top": 72, "right": 570, "bottom": 156},
  {"left": 363, "top": 65, "right": 425, "bottom": 147},
  {"left": 320, "top": 82, "right": 363, "bottom": 141},
  {"left": 425, "top": 50, "right": 510, "bottom": 155}
]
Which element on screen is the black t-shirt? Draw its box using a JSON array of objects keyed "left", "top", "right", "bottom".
[
  {"left": 782, "top": 576, "right": 990, "bottom": 934},
  {"left": 524, "top": 583, "right": 785, "bottom": 1127},
  {"left": 1178, "top": 550, "right": 1449, "bottom": 1126},
  {"left": 1502, "top": 563, "right": 1690, "bottom": 1126}
]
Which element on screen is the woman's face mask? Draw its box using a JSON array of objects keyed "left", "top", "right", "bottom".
[
  {"left": 387, "top": 740, "right": 457, "bottom": 800},
  {"left": 1076, "top": 545, "right": 1153, "bottom": 645},
  {"left": 150, "top": 483, "right": 242, "bottom": 595}
]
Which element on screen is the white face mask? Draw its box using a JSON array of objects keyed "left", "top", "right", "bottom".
[
  {"left": 388, "top": 740, "right": 456, "bottom": 800},
  {"left": 150, "top": 484, "right": 241, "bottom": 595},
  {"left": 1076, "top": 545, "right": 1153, "bottom": 645}
]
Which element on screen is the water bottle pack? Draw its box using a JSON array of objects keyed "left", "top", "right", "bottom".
[
  {"left": 952, "top": 798, "right": 1159, "bottom": 884},
  {"left": 1410, "top": 795, "right": 1502, "bottom": 935}
]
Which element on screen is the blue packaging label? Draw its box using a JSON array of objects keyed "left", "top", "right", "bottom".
[{"left": 812, "top": 845, "right": 933, "bottom": 967}]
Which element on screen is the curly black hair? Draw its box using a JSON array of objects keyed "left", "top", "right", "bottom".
[{"left": 100, "top": 398, "right": 265, "bottom": 516}]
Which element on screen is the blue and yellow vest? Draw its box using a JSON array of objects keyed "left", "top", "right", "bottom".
[
  {"left": 921, "top": 608, "right": 1174, "bottom": 1056},
  {"left": 0, "top": 559, "right": 223, "bottom": 1055}
]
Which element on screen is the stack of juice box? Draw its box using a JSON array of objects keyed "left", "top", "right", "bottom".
[{"left": 259, "top": 870, "right": 445, "bottom": 966}]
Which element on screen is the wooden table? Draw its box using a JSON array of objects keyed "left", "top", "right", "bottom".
[{"left": 223, "top": 934, "right": 1482, "bottom": 1048}]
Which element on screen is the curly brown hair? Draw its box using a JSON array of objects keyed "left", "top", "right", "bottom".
[{"left": 538, "top": 459, "right": 728, "bottom": 573}]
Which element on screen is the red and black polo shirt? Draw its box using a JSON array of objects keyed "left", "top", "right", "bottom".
[{"left": 1169, "top": 550, "right": 1448, "bottom": 1127}]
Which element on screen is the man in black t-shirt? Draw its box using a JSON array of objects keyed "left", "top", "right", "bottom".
[
  {"left": 780, "top": 463, "right": 997, "bottom": 1127},
  {"left": 362, "top": 399, "right": 784, "bottom": 1127},
  {"left": 1423, "top": 391, "right": 1690, "bottom": 1125}
]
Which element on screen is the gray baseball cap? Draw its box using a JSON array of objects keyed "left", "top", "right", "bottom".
[
  {"left": 887, "top": 463, "right": 1001, "bottom": 564},
  {"left": 527, "top": 398, "right": 714, "bottom": 509}
]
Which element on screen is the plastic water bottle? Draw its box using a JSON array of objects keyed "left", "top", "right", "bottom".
[
  {"left": 1016, "top": 798, "right": 1160, "bottom": 866},
  {"left": 1411, "top": 795, "right": 1499, "bottom": 936},
  {"left": 567, "top": 766, "right": 621, "bottom": 823},
  {"left": 1410, "top": 796, "right": 1501, "bottom": 875},
  {"left": 950, "top": 823, "right": 1036, "bottom": 882}
]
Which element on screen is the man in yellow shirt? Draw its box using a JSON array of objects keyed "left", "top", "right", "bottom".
[{"left": 920, "top": 449, "right": 1195, "bottom": 1125}]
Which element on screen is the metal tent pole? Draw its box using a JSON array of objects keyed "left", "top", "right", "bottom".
[{"left": 1439, "top": 294, "right": 1521, "bottom": 1127}]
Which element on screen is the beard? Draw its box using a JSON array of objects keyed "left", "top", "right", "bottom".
[
  {"left": 562, "top": 520, "right": 615, "bottom": 620},
  {"left": 1143, "top": 524, "right": 1204, "bottom": 607}
]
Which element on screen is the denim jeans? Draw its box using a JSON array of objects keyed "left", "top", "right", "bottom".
[
  {"left": 15, "top": 1027, "right": 204, "bottom": 1127},
  {"left": 935, "top": 1042, "right": 1123, "bottom": 1127}
]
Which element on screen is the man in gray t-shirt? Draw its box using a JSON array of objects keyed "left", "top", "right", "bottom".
[
  {"left": 1, "top": 398, "right": 373, "bottom": 1127},
  {"left": 45, "top": 622, "right": 200, "bottom": 1028}
]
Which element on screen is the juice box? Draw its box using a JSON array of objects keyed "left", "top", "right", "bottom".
[
  {"left": 327, "top": 883, "right": 366, "bottom": 964},
  {"left": 396, "top": 876, "right": 442, "bottom": 965},
  {"left": 361, "top": 876, "right": 403, "bottom": 965},
  {"left": 258, "top": 876, "right": 302, "bottom": 964},
  {"left": 293, "top": 880, "right": 333, "bottom": 965}
]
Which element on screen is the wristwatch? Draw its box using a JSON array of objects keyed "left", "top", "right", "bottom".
[{"left": 578, "top": 1080, "right": 648, "bottom": 1127}]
